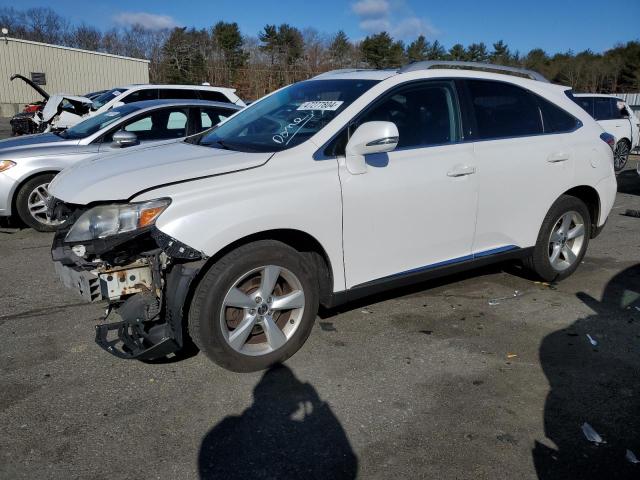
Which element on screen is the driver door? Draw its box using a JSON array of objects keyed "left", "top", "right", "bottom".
[{"left": 339, "top": 81, "right": 479, "bottom": 288}]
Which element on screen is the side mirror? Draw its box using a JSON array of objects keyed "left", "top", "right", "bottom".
[
  {"left": 345, "top": 121, "right": 399, "bottom": 174},
  {"left": 112, "top": 130, "right": 138, "bottom": 148},
  {"left": 111, "top": 101, "right": 125, "bottom": 108}
]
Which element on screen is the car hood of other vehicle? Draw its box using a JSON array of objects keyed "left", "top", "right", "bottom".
[
  {"left": 0, "top": 133, "right": 81, "bottom": 159},
  {"left": 49, "top": 141, "right": 274, "bottom": 204}
]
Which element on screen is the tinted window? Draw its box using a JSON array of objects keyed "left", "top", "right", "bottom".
[
  {"left": 159, "top": 89, "right": 199, "bottom": 100},
  {"left": 593, "top": 97, "right": 614, "bottom": 120},
  {"left": 573, "top": 97, "right": 594, "bottom": 116},
  {"left": 357, "top": 82, "right": 458, "bottom": 149},
  {"left": 199, "top": 90, "right": 232, "bottom": 103},
  {"left": 538, "top": 97, "right": 579, "bottom": 133},
  {"left": 104, "top": 107, "right": 189, "bottom": 142},
  {"left": 200, "top": 107, "right": 234, "bottom": 130},
  {"left": 467, "top": 80, "right": 542, "bottom": 139},
  {"left": 121, "top": 89, "right": 158, "bottom": 104}
]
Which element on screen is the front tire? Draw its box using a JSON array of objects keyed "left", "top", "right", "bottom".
[
  {"left": 524, "top": 195, "right": 591, "bottom": 282},
  {"left": 613, "top": 140, "right": 630, "bottom": 172},
  {"left": 188, "top": 240, "right": 319, "bottom": 372},
  {"left": 15, "top": 173, "right": 62, "bottom": 232}
]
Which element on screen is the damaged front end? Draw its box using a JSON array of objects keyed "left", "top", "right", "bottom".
[{"left": 49, "top": 198, "right": 206, "bottom": 361}]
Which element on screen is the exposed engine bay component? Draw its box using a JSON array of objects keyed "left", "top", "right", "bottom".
[{"left": 51, "top": 205, "right": 207, "bottom": 360}]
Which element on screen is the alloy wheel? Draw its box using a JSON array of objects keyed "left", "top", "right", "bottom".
[
  {"left": 614, "top": 142, "right": 629, "bottom": 171},
  {"left": 26, "top": 182, "right": 62, "bottom": 227},
  {"left": 548, "top": 211, "right": 585, "bottom": 272},
  {"left": 219, "top": 265, "right": 305, "bottom": 356}
]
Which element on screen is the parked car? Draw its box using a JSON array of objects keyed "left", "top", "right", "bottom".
[
  {"left": 571, "top": 93, "right": 639, "bottom": 171},
  {"left": 47, "top": 61, "right": 617, "bottom": 372},
  {"left": 9, "top": 73, "right": 245, "bottom": 133},
  {"left": 0, "top": 99, "right": 241, "bottom": 231}
]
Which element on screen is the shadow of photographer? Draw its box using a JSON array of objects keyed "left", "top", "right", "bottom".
[
  {"left": 534, "top": 264, "right": 640, "bottom": 479},
  {"left": 198, "top": 364, "right": 358, "bottom": 479}
]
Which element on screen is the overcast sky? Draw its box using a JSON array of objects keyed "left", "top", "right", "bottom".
[{"left": 8, "top": 0, "right": 640, "bottom": 53}]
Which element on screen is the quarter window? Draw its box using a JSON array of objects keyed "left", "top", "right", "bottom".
[
  {"left": 538, "top": 97, "right": 580, "bottom": 133},
  {"left": 466, "top": 80, "right": 542, "bottom": 139},
  {"left": 199, "top": 91, "right": 232, "bottom": 103}
]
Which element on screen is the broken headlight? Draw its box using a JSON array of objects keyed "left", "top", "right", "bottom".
[{"left": 65, "top": 198, "right": 170, "bottom": 242}]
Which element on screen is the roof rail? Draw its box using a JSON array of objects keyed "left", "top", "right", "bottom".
[
  {"left": 312, "top": 68, "right": 373, "bottom": 79},
  {"left": 398, "top": 61, "right": 549, "bottom": 82}
]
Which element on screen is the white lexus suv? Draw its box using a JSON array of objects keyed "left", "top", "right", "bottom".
[{"left": 47, "top": 61, "right": 617, "bottom": 372}]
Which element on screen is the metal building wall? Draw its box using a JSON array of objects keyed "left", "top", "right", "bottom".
[{"left": 0, "top": 37, "right": 149, "bottom": 116}]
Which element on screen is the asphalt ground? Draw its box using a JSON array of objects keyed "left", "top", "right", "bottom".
[{"left": 0, "top": 145, "right": 639, "bottom": 479}]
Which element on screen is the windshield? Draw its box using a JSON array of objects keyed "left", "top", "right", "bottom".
[
  {"left": 198, "top": 79, "right": 379, "bottom": 152},
  {"left": 58, "top": 104, "right": 141, "bottom": 139},
  {"left": 91, "top": 88, "right": 126, "bottom": 109}
]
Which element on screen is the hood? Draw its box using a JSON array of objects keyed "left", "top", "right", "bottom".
[
  {"left": 10, "top": 73, "right": 49, "bottom": 100},
  {"left": 42, "top": 94, "right": 93, "bottom": 123},
  {"left": 0, "top": 133, "right": 78, "bottom": 156},
  {"left": 49, "top": 141, "right": 274, "bottom": 204}
]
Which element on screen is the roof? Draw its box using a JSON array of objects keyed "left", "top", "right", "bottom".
[
  {"left": 4, "top": 37, "right": 150, "bottom": 63},
  {"left": 113, "top": 84, "right": 237, "bottom": 93}
]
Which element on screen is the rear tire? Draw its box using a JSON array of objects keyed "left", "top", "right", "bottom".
[
  {"left": 523, "top": 195, "right": 591, "bottom": 282},
  {"left": 188, "top": 240, "right": 319, "bottom": 372},
  {"left": 15, "top": 173, "right": 61, "bottom": 232}
]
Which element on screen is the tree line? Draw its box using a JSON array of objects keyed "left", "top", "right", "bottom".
[{"left": 1, "top": 7, "right": 639, "bottom": 100}]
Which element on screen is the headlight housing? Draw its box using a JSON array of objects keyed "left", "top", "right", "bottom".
[
  {"left": 65, "top": 198, "right": 171, "bottom": 243},
  {"left": 0, "top": 160, "right": 16, "bottom": 172}
]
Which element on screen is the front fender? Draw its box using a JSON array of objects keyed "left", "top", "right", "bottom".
[{"left": 133, "top": 153, "right": 346, "bottom": 291}]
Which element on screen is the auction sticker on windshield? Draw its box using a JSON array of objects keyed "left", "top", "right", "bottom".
[{"left": 297, "top": 101, "right": 343, "bottom": 111}]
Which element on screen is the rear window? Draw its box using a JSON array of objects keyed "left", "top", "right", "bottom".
[{"left": 466, "top": 79, "right": 542, "bottom": 139}]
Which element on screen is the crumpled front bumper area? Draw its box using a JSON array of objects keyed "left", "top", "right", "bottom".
[
  {"left": 51, "top": 223, "right": 205, "bottom": 361},
  {"left": 94, "top": 263, "right": 203, "bottom": 360}
]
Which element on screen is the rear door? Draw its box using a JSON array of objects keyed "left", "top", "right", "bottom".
[{"left": 463, "top": 79, "right": 578, "bottom": 254}]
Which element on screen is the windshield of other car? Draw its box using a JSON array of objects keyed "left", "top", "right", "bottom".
[
  {"left": 58, "top": 104, "right": 141, "bottom": 139},
  {"left": 91, "top": 88, "right": 126, "bottom": 109},
  {"left": 198, "top": 79, "right": 379, "bottom": 152}
]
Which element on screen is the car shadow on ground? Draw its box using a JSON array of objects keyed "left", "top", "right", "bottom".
[
  {"left": 533, "top": 264, "right": 640, "bottom": 479},
  {"left": 198, "top": 364, "right": 358, "bottom": 479},
  {"left": 616, "top": 164, "right": 640, "bottom": 196}
]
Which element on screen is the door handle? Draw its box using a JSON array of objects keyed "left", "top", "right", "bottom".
[
  {"left": 447, "top": 165, "right": 476, "bottom": 177},
  {"left": 547, "top": 152, "right": 570, "bottom": 163}
]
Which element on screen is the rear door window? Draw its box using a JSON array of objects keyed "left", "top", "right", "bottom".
[
  {"left": 466, "top": 79, "right": 543, "bottom": 139},
  {"left": 593, "top": 98, "right": 614, "bottom": 120}
]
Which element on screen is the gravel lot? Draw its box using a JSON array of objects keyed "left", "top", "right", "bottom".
[{"left": 0, "top": 145, "right": 639, "bottom": 478}]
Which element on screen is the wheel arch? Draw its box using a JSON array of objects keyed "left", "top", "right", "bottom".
[
  {"left": 562, "top": 185, "right": 600, "bottom": 237},
  {"left": 192, "top": 229, "right": 335, "bottom": 308},
  {"left": 10, "top": 169, "right": 60, "bottom": 217}
]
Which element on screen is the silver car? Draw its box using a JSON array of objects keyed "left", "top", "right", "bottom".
[{"left": 0, "top": 99, "right": 241, "bottom": 231}]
